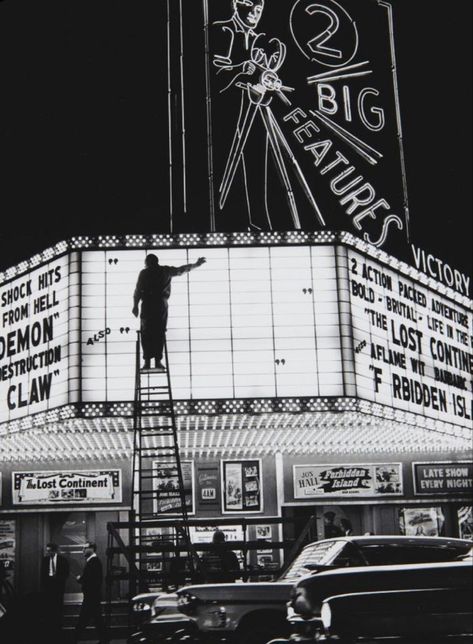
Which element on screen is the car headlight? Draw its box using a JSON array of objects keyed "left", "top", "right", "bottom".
[
  {"left": 291, "top": 587, "right": 313, "bottom": 618},
  {"left": 321, "top": 602, "right": 332, "bottom": 630},
  {"left": 177, "top": 592, "right": 200, "bottom": 616},
  {"left": 133, "top": 601, "right": 152, "bottom": 614}
]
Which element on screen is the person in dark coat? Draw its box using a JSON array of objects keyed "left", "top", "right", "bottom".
[
  {"left": 201, "top": 530, "right": 241, "bottom": 583},
  {"left": 40, "top": 542, "right": 69, "bottom": 642},
  {"left": 132, "top": 254, "right": 207, "bottom": 370},
  {"left": 323, "top": 511, "right": 344, "bottom": 539},
  {"left": 74, "top": 542, "right": 108, "bottom": 644}
]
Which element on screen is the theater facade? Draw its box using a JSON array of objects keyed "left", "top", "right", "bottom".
[{"left": 0, "top": 230, "right": 471, "bottom": 598}]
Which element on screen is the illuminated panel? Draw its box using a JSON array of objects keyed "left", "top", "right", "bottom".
[
  {"left": 312, "top": 246, "right": 344, "bottom": 396},
  {"left": 0, "top": 257, "right": 71, "bottom": 423},
  {"left": 231, "top": 247, "right": 274, "bottom": 398},
  {"left": 80, "top": 247, "right": 343, "bottom": 401},
  {"left": 189, "top": 249, "right": 233, "bottom": 398},
  {"left": 347, "top": 248, "right": 473, "bottom": 428}
]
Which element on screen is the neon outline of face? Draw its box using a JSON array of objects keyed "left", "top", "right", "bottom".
[{"left": 234, "top": 0, "right": 265, "bottom": 30}]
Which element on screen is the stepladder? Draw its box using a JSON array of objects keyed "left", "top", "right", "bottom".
[{"left": 130, "top": 332, "right": 198, "bottom": 593}]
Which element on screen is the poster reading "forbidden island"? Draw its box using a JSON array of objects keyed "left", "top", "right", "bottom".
[{"left": 294, "top": 463, "right": 403, "bottom": 498}]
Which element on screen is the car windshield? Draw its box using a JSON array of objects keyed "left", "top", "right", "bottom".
[{"left": 280, "top": 540, "right": 345, "bottom": 581}]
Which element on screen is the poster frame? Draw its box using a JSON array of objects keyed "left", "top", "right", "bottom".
[
  {"left": 11, "top": 469, "right": 123, "bottom": 506},
  {"left": 152, "top": 460, "right": 196, "bottom": 516},
  {"left": 221, "top": 458, "right": 264, "bottom": 514},
  {"left": 412, "top": 461, "right": 473, "bottom": 497},
  {"left": 293, "top": 462, "right": 404, "bottom": 499}
]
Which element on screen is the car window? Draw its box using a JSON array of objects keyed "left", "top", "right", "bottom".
[
  {"left": 360, "top": 545, "right": 464, "bottom": 566},
  {"left": 332, "top": 543, "right": 366, "bottom": 567},
  {"left": 281, "top": 541, "right": 345, "bottom": 581}
]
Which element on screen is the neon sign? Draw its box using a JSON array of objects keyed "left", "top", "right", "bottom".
[{"left": 201, "top": 0, "right": 408, "bottom": 252}]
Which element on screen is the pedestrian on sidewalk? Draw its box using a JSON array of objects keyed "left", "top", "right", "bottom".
[
  {"left": 74, "top": 542, "right": 109, "bottom": 644},
  {"left": 40, "top": 542, "right": 69, "bottom": 643}
]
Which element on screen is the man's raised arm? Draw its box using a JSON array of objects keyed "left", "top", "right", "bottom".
[{"left": 173, "top": 257, "right": 207, "bottom": 276}]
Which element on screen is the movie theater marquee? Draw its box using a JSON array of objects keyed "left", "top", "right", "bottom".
[
  {"left": 348, "top": 249, "right": 472, "bottom": 425},
  {"left": 0, "top": 238, "right": 471, "bottom": 429},
  {"left": 0, "top": 256, "right": 74, "bottom": 423}
]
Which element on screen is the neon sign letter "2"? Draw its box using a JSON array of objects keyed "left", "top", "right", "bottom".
[{"left": 305, "top": 4, "right": 342, "bottom": 60}]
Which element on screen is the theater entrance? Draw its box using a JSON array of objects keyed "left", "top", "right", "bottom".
[
  {"left": 46, "top": 512, "right": 95, "bottom": 601},
  {"left": 282, "top": 504, "right": 379, "bottom": 543}
]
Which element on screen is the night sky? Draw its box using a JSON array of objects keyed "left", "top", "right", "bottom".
[{"left": 0, "top": 0, "right": 471, "bottom": 278}]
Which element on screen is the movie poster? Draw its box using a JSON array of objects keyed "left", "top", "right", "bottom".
[
  {"left": 294, "top": 463, "right": 403, "bottom": 498},
  {"left": 12, "top": 470, "right": 122, "bottom": 505},
  {"left": 223, "top": 460, "right": 263, "bottom": 513},
  {"left": 400, "top": 507, "right": 445, "bottom": 537},
  {"left": 189, "top": 525, "right": 244, "bottom": 544},
  {"left": 458, "top": 507, "right": 473, "bottom": 541},
  {"left": 153, "top": 461, "right": 195, "bottom": 515},
  {"left": 0, "top": 520, "right": 15, "bottom": 572},
  {"left": 196, "top": 464, "right": 221, "bottom": 511}
]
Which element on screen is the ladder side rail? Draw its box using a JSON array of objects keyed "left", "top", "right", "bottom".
[
  {"left": 163, "top": 335, "right": 199, "bottom": 576},
  {"left": 131, "top": 332, "right": 142, "bottom": 509},
  {"left": 105, "top": 525, "right": 114, "bottom": 631},
  {"left": 130, "top": 332, "right": 143, "bottom": 597}
]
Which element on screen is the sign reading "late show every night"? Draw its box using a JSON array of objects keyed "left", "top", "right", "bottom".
[{"left": 413, "top": 462, "right": 473, "bottom": 496}]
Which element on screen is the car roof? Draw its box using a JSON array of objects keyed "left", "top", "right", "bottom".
[
  {"left": 302, "top": 536, "right": 471, "bottom": 549},
  {"left": 314, "top": 558, "right": 473, "bottom": 578},
  {"left": 295, "top": 559, "right": 473, "bottom": 588}
]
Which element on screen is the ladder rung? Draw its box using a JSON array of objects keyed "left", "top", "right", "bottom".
[
  {"left": 136, "top": 472, "right": 179, "bottom": 479},
  {"left": 137, "top": 447, "right": 176, "bottom": 451},
  {"left": 136, "top": 491, "right": 190, "bottom": 498},
  {"left": 140, "top": 424, "right": 174, "bottom": 428},
  {"left": 140, "top": 411, "right": 173, "bottom": 416},
  {"left": 138, "top": 467, "right": 178, "bottom": 474},
  {"left": 136, "top": 431, "right": 174, "bottom": 438},
  {"left": 137, "top": 465, "right": 179, "bottom": 472},
  {"left": 136, "top": 447, "right": 177, "bottom": 453},
  {"left": 140, "top": 385, "right": 170, "bottom": 390}
]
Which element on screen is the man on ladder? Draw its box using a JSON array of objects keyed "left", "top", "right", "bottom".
[{"left": 132, "top": 254, "right": 207, "bottom": 371}]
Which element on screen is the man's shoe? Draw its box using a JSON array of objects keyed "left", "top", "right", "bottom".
[
  {"left": 156, "top": 362, "right": 166, "bottom": 371},
  {"left": 142, "top": 361, "right": 151, "bottom": 371}
]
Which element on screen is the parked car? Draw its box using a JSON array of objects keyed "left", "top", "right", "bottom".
[
  {"left": 128, "top": 536, "right": 471, "bottom": 644},
  {"left": 128, "top": 592, "right": 197, "bottom": 644},
  {"left": 277, "top": 558, "right": 473, "bottom": 643}
]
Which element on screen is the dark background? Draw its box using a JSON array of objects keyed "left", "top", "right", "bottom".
[{"left": 0, "top": 0, "right": 471, "bottom": 278}]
